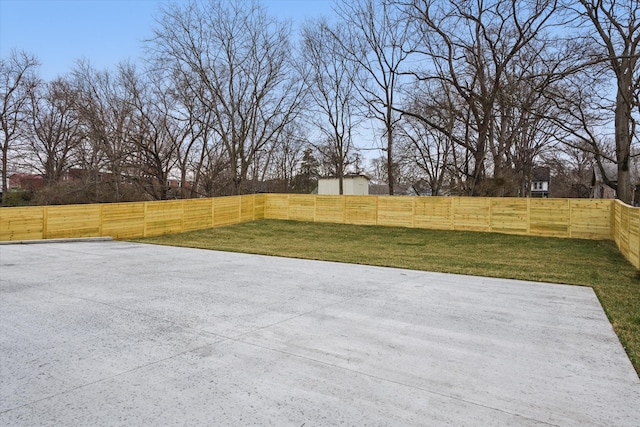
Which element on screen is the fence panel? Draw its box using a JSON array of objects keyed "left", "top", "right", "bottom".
[
  {"left": 620, "top": 204, "right": 630, "bottom": 257},
  {"left": 490, "top": 199, "right": 529, "bottom": 235},
  {"left": 344, "top": 196, "right": 377, "bottom": 226},
  {"left": 288, "top": 194, "right": 316, "bottom": 222},
  {"left": 570, "top": 199, "right": 612, "bottom": 240},
  {"left": 264, "top": 194, "right": 289, "bottom": 220},
  {"left": 145, "top": 200, "right": 184, "bottom": 237},
  {"left": 0, "top": 206, "right": 44, "bottom": 241},
  {"left": 102, "top": 202, "right": 145, "bottom": 239},
  {"left": 315, "top": 195, "right": 345, "bottom": 223},
  {"left": 46, "top": 204, "right": 102, "bottom": 239},
  {"left": 253, "top": 194, "right": 266, "bottom": 220},
  {"left": 628, "top": 208, "right": 640, "bottom": 269},
  {"left": 213, "top": 196, "right": 242, "bottom": 227},
  {"left": 413, "top": 197, "right": 452, "bottom": 230},
  {"left": 240, "top": 195, "right": 257, "bottom": 223},
  {"left": 529, "top": 199, "right": 570, "bottom": 237},
  {"left": 377, "top": 196, "right": 414, "bottom": 228},
  {"left": 453, "top": 197, "right": 491, "bottom": 232},
  {"left": 183, "top": 199, "right": 214, "bottom": 232}
]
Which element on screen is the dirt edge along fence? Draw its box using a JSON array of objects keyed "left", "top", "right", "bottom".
[{"left": 1, "top": 194, "right": 638, "bottom": 269}]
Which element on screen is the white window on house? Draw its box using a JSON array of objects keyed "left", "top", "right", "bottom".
[{"left": 533, "top": 182, "right": 538, "bottom": 190}]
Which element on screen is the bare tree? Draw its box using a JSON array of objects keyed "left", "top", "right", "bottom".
[
  {"left": 491, "top": 46, "right": 565, "bottom": 196},
  {"left": 72, "top": 61, "right": 137, "bottom": 202},
  {"left": 571, "top": 0, "right": 640, "bottom": 204},
  {"left": 150, "top": 0, "right": 305, "bottom": 195},
  {"left": 542, "top": 140, "right": 594, "bottom": 198},
  {"left": 256, "top": 123, "right": 307, "bottom": 192},
  {"left": 302, "top": 19, "right": 360, "bottom": 194},
  {"left": 120, "top": 64, "right": 180, "bottom": 200},
  {"left": 26, "top": 77, "right": 83, "bottom": 185},
  {"left": 335, "top": 0, "right": 414, "bottom": 194},
  {"left": 292, "top": 147, "right": 320, "bottom": 193},
  {"left": 398, "top": 0, "right": 561, "bottom": 195},
  {"left": 398, "top": 87, "right": 456, "bottom": 195},
  {"left": 542, "top": 57, "right": 623, "bottom": 194},
  {"left": 0, "top": 50, "right": 39, "bottom": 205}
]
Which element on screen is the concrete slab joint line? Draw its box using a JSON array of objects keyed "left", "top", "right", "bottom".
[{"left": 1, "top": 240, "right": 639, "bottom": 426}]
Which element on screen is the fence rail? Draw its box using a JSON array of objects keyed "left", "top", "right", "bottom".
[{"left": 1, "top": 194, "right": 638, "bottom": 269}]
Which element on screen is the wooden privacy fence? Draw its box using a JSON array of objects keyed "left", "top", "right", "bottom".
[
  {"left": 0, "top": 194, "right": 264, "bottom": 241},
  {"left": 613, "top": 200, "right": 640, "bottom": 269},
  {"left": 1, "top": 194, "right": 638, "bottom": 269}
]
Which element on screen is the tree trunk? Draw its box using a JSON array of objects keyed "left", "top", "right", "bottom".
[
  {"left": 1, "top": 141, "right": 8, "bottom": 206},
  {"left": 615, "top": 64, "right": 633, "bottom": 205},
  {"left": 386, "top": 129, "right": 394, "bottom": 195}
]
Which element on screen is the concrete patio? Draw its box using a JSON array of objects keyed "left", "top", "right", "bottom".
[{"left": 1, "top": 240, "right": 638, "bottom": 426}]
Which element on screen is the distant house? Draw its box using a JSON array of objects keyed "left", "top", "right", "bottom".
[
  {"left": 591, "top": 161, "right": 640, "bottom": 203},
  {"left": 403, "top": 180, "right": 433, "bottom": 196},
  {"left": 9, "top": 173, "right": 44, "bottom": 192},
  {"left": 531, "top": 167, "right": 550, "bottom": 198},
  {"left": 368, "top": 183, "right": 410, "bottom": 196},
  {"left": 317, "top": 174, "right": 369, "bottom": 195}
]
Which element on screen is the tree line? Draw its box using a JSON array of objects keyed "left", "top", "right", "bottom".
[{"left": 1, "top": 0, "right": 638, "bottom": 206}]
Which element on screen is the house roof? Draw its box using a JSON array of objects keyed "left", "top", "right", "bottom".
[
  {"left": 532, "top": 167, "right": 550, "bottom": 182},
  {"left": 592, "top": 161, "right": 640, "bottom": 185},
  {"left": 318, "top": 174, "right": 370, "bottom": 181}
]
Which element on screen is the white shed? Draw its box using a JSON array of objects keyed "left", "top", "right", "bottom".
[{"left": 317, "top": 175, "right": 369, "bottom": 195}]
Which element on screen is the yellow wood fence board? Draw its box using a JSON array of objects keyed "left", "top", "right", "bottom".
[
  {"left": 102, "top": 202, "right": 145, "bottom": 239},
  {"left": 570, "top": 200, "right": 612, "bottom": 240},
  {"left": 240, "top": 195, "right": 256, "bottom": 222},
  {"left": 344, "top": 196, "right": 377, "bottom": 225},
  {"left": 529, "top": 199, "right": 570, "bottom": 237},
  {"left": 619, "top": 205, "right": 631, "bottom": 257},
  {"left": 628, "top": 208, "right": 640, "bottom": 269},
  {"left": 613, "top": 202, "right": 623, "bottom": 247},
  {"left": 414, "top": 197, "right": 453, "bottom": 230},
  {"left": 315, "top": 196, "right": 345, "bottom": 223},
  {"left": 45, "top": 205, "right": 102, "bottom": 239},
  {"left": 453, "top": 197, "right": 491, "bottom": 232},
  {"left": 376, "top": 196, "right": 414, "bottom": 228},
  {"left": 490, "top": 199, "right": 529, "bottom": 235},
  {"left": 0, "top": 206, "right": 44, "bottom": 240},
  {"left": 145, "top": 200, "right": 184, "bottom": 237},
  {"left": 213, "top": 196, "right": 242, "bottom": 227},
  {"left": 264, "top": 194, "right": 290, "bottom": 220},
  {"left": 183, "top": 199, "right": 214, "bottom": 232},
  {"left": 253, "top": 194, "right": 266, "bottom": 219},
  {"left": 288, "top": 194, "right": 316, "bottom": 222}
]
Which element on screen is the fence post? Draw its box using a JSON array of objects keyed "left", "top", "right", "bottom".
[
  {"left": 568, "top": 199, "right": 573, "bottom": 238},
  {"left": 181, "top": 200, "right": 186, "bottom": 233},
  {"left": 611, "top": 200, "right": 617, "bottom": 241},
  {"left": 99, "top": 204, "right": 104, "bottom": 237},
  {"left": 411, "top": 197, "right": 416, "bottom": 228},
  {"left": 488, "top": 197, "right": 493, "bottom": 233},
  {"left": 375, "top": 196, "right": 379, "bottom": 226},
  {"left": 526, "top": 198, "right": 531, "bottom": 236},
  {"left": 42, "top": 206, "right": 48, "bottom": 239},
  {"left": 143, "top": 202, "right": 148, "bottom": 238},
  {"left": 450, "top": 197, "right": 455, "bottom": 230}
]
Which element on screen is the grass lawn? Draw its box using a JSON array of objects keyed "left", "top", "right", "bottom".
[{"left": 133, "top": 219, "right": 640, "bottom": 376}]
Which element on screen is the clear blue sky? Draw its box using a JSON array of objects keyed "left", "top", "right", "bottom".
[{"left": 0, "top": 0, "right": 335, "bottom": 81}]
